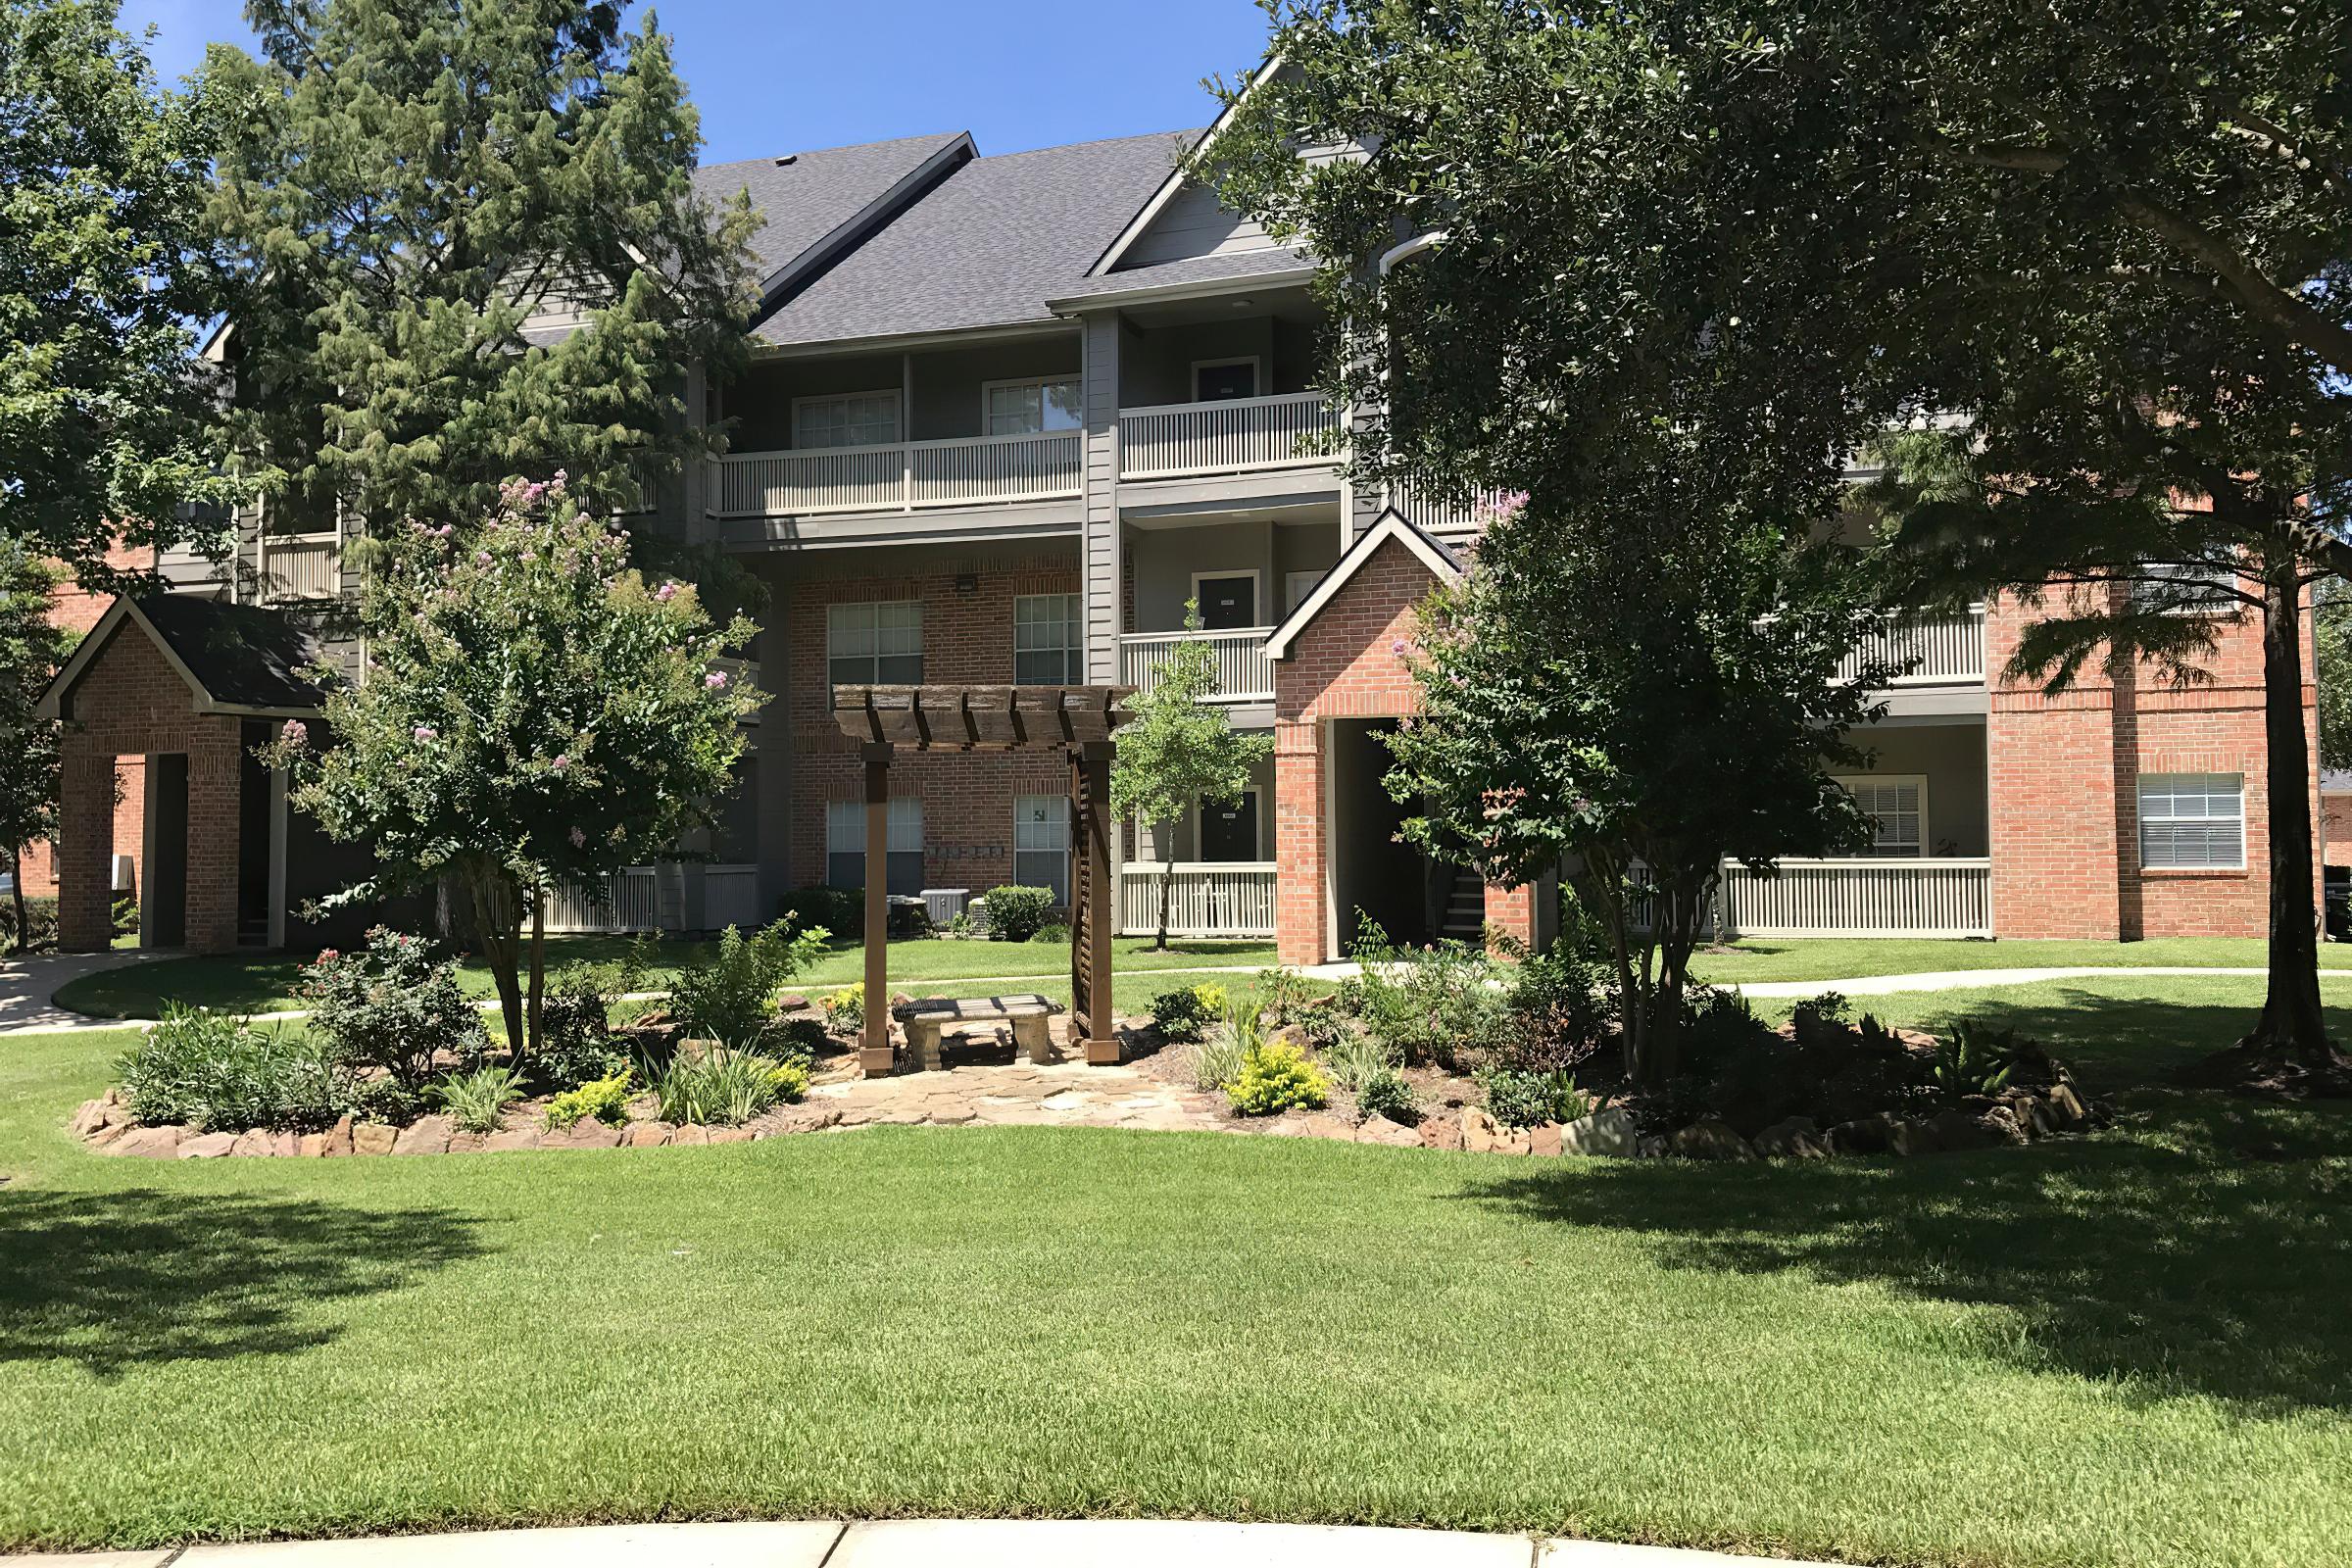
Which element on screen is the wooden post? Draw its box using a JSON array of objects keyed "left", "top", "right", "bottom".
[
  {"left": 860, "top": 742, "right": 894, "bottom": 1074},
  {"left": 1076, "top": 739, "right": 1118, "bottom": 1064}
]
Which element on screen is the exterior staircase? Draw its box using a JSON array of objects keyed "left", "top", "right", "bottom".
[{"left": 1439, "top": 868, "right": 1486, "bottom": 944}]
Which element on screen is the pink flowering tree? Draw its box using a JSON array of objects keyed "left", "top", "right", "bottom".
[{"left": 270, "top": 474, "right": 761, "bottom": 1056}]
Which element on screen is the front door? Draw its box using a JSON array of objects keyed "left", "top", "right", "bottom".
[
  {"left": 1194, "top": 360, "right": 1257, "bottom": 402},
  {"left": 1200, "top": 792, "right": 1261, "bottom": 862},
  {"left": 1195, "top": 572, "right": 1257, "bottom": 631}
]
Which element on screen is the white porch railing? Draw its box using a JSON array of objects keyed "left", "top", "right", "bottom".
[
  {"left": 1118, "top": 628, "right": 1276, "bottom": 703},
  {"left": 257, "top": 534, "right": 341, "bottom": 603},
  {"left": 544, "top": 868, "right": 662, "bottom": 934},
  {"left": 1118, "top": 862, "right": 1278, "bottom": 939},
  {"left": 1119, "top": 392, "right": 1339, "bottom": 480},
  {"left": 1716, "top": 858, "right": 1992, "bottom": 939},
  {"left": 1387, "top": 484, "right": 1508, "bottom": 536},
  {"left": 711, "top": 428, "right": 1082, "bottom": 518},
  {"left": 1841, "top": 609, "right": 1986, "bottom": 685}
]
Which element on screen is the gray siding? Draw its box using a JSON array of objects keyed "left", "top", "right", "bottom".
[
  {"left": 1117, "top": 178, "right": 1278, "bottom": 269},
  {"left": 1081, "top": 311, "right": 1122, "bottom": 681}
]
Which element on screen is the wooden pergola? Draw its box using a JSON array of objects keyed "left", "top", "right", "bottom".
[{"left": 830, "top": 683, "right": 1136, "bottom": 1073}]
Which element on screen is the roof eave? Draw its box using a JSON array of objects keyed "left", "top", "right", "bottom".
[{"left": 1046, "top": 263, "right": 1315, "bottom": 316}]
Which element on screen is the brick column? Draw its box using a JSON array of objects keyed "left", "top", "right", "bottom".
[
  {"left": 183, "top": 724, "right": 243, "bottom": 954},
  {"left": 55, "top": 741, "right": 116, "bottom": 953},
  {"left": 1274, "top": 718, "right": 1325, "bottom": 965},
  {"left": 1483, "top": 880, "right": 1538, "bottom": 952}
]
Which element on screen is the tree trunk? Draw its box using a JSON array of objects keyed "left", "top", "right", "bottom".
[
  {"left": 7, "top": 846, "right": 26, "bottom": 956},
  {"left": 2184, "top": 554, "right": 2352, "bottom": 1092},
  {"left": 1155, "top": 856, "right": 1173, "bottom": 952},
  {"left": 525, "top": 884, "right": 547, "bottom": 1060},
  {"left": 466, "top": 865, "right": 525, "bottom": 1057}
]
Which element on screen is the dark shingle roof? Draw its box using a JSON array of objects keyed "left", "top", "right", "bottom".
[
  {"left": 755, "top": 130, "right": 1197, "bottom": 348},
  {"left": 135, "top": 595, "right": 334, "bottom": 711},
  {"left": 1049, "top": 248, "right": 1311, "bottom": 307},
  {"left": 694, "top": 132, "right": 971, "bottom": 290}
]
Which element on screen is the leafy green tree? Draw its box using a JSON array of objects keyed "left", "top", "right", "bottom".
[
  {"left": 1386, "top": 474, "right": 1888, "bottom": 1087},
  {"left": 1, "top": 0, "right": 242, "bottom": 591},
  {"left": 202, "top": 0, "right": 758, "bottom": 540},
  {"left": 0, "top": 540, "right": 73, "bottom": 952},
  {"left": 1205, "top": 0, "right": 2352, "bottom": 1083},
  {"left": 270, "top": 475, "right": 761, "bottom": 1055},
  {"left": 1111, "top": 602, "right": 1275, "bottom": 950},
  {"left": 2319, "top": 584, "right": 2352, "bottom": 777}
]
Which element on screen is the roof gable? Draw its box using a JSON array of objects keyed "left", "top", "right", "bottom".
[
  {"left": 39, "top": 596, "right": 333, "bottom": 721},
  {"left": 1264, "top": 510, "right": 1463, "bottom": 660}
]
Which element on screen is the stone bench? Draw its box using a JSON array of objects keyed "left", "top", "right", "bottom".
[{"left": 892, "top": 993, "right": 1060, "bottom": 1071}]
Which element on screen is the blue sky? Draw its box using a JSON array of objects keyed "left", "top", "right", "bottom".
[{"left": 118, "top": 0, "right": 1274, "bottom": 160}]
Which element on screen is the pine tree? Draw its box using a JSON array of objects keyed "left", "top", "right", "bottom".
[
  {"left": 0, "top": 540, "right": 73, "bottom": 953},
  {"left": 202, "top": 0, "right": 758, "bottom": 539}
]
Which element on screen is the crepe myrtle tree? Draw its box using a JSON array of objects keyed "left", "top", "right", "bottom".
[
  {"left": 1110, "top": 601, "right": 1275, "bottom": 950},
  {"left": 1384, "top": 487, "right": 1892, "bottom": 1087},
  {"left": 269, "top": 474, "right": 761, "bottom": 1056}
]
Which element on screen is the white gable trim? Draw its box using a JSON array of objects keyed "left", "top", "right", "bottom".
[
  {"left": 1263, "top": 509, "right": 1461, "bottom": 661},
  {"left": 1090, "top": 56, "right": 1281, "bottom": 278},
  {"left": 36, "top": 598, "right": 211, "bottom": 720}
]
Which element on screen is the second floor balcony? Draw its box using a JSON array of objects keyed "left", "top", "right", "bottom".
[
  {"left": 1118, "top": 626, "right": 1277, "bottom": 704},
  {"left": 711, "top": 427, "right": 1084, "bottom": 519}
]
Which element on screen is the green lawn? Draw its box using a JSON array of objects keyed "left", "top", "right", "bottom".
[
  {"left": 1687, "top": 934, "right": 2352, "bottom": 986},
  {"left": 50, "top": 936, "right": 1280, "bottom": 1020},
  {"left": 3, "top": 974, "right": 2350, "bottom": 1564}
]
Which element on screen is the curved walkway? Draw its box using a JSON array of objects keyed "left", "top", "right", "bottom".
[{"left": 15, "top": 1518, "right": 1832, "bottom": 1567}]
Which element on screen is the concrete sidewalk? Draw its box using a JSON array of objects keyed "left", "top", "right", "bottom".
[
  {"left": 10, "top": 1519, "right": 1834, "bottom": 1568},
  {"left": 0, "top": 951, "right": 158, "bottom": 1037}
]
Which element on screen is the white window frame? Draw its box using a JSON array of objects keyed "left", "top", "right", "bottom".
[
  {"left": 1012, "top": 794, "right": 1072, "bottom": 904},
  {"left": 792, "top": 388, "right": 903, "bottom": 451},
  {"left": 2139, "top": 772, "right": 2246, "bottom": 870},
  {"left": 1190, "top": 567, "right": 1263, "bottom": 627},
  {"left": 1012, "top": 592, "right": 1083, "bottom": 686},
  {"left": 1190, "top": 785, "right": 1267, "bottom": 862},
  {"left": 1190, "top": 356, "right": 1262, "bottom": 402},
  {"left": 1834, "top": 774, "right": 1929, "bottom": 858},
  {"left": 825, "top": 797, "right": 924, "bottom": 892},
  {"left": 826, "top": 600, "right": 923, "bottom": 694},
  {"left": 980, "top": 375, "right": 1082, "bottom": 437}
]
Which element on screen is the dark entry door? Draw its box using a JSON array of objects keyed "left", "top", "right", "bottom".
[
  {"left": 1200, "top": 792, "right": 1260, "bottom": 862},
  {"left": 1196, "top": 573, "right": 1257, "bottom": 631}
]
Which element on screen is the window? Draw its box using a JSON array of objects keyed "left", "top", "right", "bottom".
[
  {"left": 1013, "top": 593, "right": 1082, "bottom": 685},
  {"left": 2140, "top": 773, "right": 2244, "bottom": 869},
  {"left": 1013, "top": 795, "right": 1071, "bottom": 906},
  {"left": 826, "top": 797, "right": 925, "bottom": 896},
  {"left": 2130, "top": 560, "right": 2242, "bottom": 615},
  {"left": 1838, "top": 776, "right": 1926, "bottom": 858},
  {"left": 983, "top": 378, "right": 1081, "bottom": 436},
  {"left": 1192, "top": 357, "right": 1259, "bottom": 402},
  {"left": 793, "top": 390, "right": 900, "bottom": 450},
  {"left": 827, "top": 601, "right": 922, "bottom": 691}
]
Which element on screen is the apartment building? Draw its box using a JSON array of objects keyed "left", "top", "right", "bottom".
[{"left": 36, "top": 121, "right": 2314, "bottom": 959}]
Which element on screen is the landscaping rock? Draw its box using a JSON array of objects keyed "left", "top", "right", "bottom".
[
  {"left": 1526, "top": 1123, "right": 1563, "bottom": 1156},
  {"left": 227, "top": 1130, "right": 277, "bottom": 1158},
  {"left": 1929, "top": 1108, "right": 2013, "bottom": 1152},
  {"left": 1300, "top": 1112, "right": 1354, "bottom": 1142},
  {"left": 1463, "top": 1108, "right": 1533, "bottom": 1155},
  {"left": 482, "top": 1127, "right": 543, "bottom": 1152},
  {"left": 1559, "top": 1108, "right": 1641, "bottom": 1157},
  {"left": 1637, "top": 1134, "right": 1669, "bottom": 1158},
  {"left": 352, "top": 1123, "right": 398, "bottom": 1155},
  {"left": 706, "top": 1127, "right": 753, "bottom": 1145},
  {"left": 2045, "top": 1081, "right": 2091, "bottom": 1128},
  {"left": 85, "top": 1122, "right": 128, "bottom": 1149},
  {"left": 1978, "top": 1104, "right": 2031, "bottom": 1146},
  {"left": 626, "top": 1122, "right": 674, "bottom": 1148},
  {"left": 1752, "top": 1116, "right": 1830, "bottom": 1160},
  {"left": 1826, "top": 1114, "right": 1897, "bottom": 1155},
  {"left": 670, "top": 1125, "right": 710, "bottom": 1146},
  {"left": 550, "top": 1121, "right": 623, "bottom": 1149},
  {"left": 177, "top": 1131, "right": 236, "bottom": 1158},
  {"left": 1669, "top": 1117, "right": 1757, "bottom": 1161},
  {"left": 1418, "top": 1114, "right": 1464, "bottom": 1152},
  {"left": 1355, "top": 1114, "right": 1422, "bottom": 1148},
  {"left": 111, "top": 1124, "right": 182, "bottom": 1158},
  {"left": 70, "top": 1099, "right": 109, "bottom": 1139},
  {"left": 1887, "top": 1118, "right": 1943, "bottom": 1157},
  {"left": 446, "top": 1131, "right": 485, "bottom": 1153},
  {"left": 393, "top": 1116, "right": 453, "bottom": 1155}
]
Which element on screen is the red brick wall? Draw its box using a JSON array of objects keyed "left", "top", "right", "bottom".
[
  {"left": 19, "top": 548, "right": 149, "bottom": 904},
  {"left": 783, "top": 555, "right": 1079, "bottom": 896},
  {"left": 52, "top": 624, "right": 243, "bottom": 952},
  {"left": 2326, "top": 792, "right": 2352, "bottom": 867},
  {"left": 1985, "top": 583, "right": 2318, "bottom": 940}
]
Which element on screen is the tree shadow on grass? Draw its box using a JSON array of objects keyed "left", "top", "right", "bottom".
[
  {"left": 1460, "top": 994, "right": 2352, "bottom": 1413},
  {"left": 0, "top": 1189, "right": 486, "bottom": 1378}
]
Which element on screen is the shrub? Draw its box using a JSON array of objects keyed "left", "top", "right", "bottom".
[
  {"left": 0, "top": 893, "right": 58, "bottom": 952},
  {"left": 981, "top": 884, "right": 1055, "bottom": 942},
  {"left": 1790, "top": 990, "right": 1853, "bottom": 1045},
  {"left": 1478, "top": 1066, "right": 1595, "bottom": 1130},
  {"left": 652, "top": 1049, "right": 808, "bottom": 1126},
  {"left": 1225, "top": 1039, "right": 1331, "bottom": 1115},
  {"left": 771, "top": 1014, "right": 830, "bottom": 1067},
  {"left": 1030, "top": 922, "right": 1071, "bottom": 945},
  {"left": 818, "top": 983, "right": 864, "bottom": 1039},
  {"left": 545, "top": 1069, "right": 632, "bottom": 1130},
  {"left": 669, "top": 920, "right": 829, "bottom": 1050},
  {"left": 1192, "top": 981, "right": 1228, "bottom": 1014},
  {"left": 1319, "top": 1029, "right": 1391, "bottom": 1094},
  {"left": 1254, "top": 966, "right": 1314, "bottom": 1027},
  {"left": 432, "top": 1063, "right": 525, "bottom": 1134},
  {"left": 1341, "top": 915, "right": 1503, "bottom": 1067},
  {"left": 112, "top": 896, "right": 139, "bottom": 940},
  {"left": 1495, "top": 943, "right": 1612, "bottom": 1073},
  {"left": 117, "top": 1005, "right": 349, "bottom": 1132},
  {"left": 1354, "top": 1063, "right": 1420, "bottom": 1126},
  {"left": 1933, "top": 1020, "right": 2023, "bottom": 1102},
  {"left": 775, "top": 885, "right": 857, "bottom": 940},
  {"left": 1191, "top": 999, "right": 1259, "bottom": 1092},
  {"left": 528, "top": 947, "right": 648, "bottom": 1091},
  {"left": 1150, "top": 985, "right": 1215, "bottom": 1045},
  {"left": 300, "top": 927, "right": 486, "bottom": 1090},
  {"left": 1682, "top": 985, "right": 1777, "bottom": 1075}
]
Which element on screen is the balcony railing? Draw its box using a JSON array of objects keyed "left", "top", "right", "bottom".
[
  {"left": 1119, "top": 392, "right": 1339, "bottom": 481},
  {"left": 1843, "top": 609, "right": 1986, "bottom": 685},
  {"left": 711, "top": 428, "right": 1083, "bottom": 518},
  {"left": 1386, "top": 484, "right": 1510, "bottom": 535},
  {"left": 255, "top": 533, "right": 341, "bottom": 603},
  {"left": 1117, "top": 861, "right": 1278, "bottom": 939},
  {"left": 1717, "top": 858, "right": 1992, "bottom": 939},
  {"left": 1118, "top": 627, "right": 1276, "bottom": 703}
]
